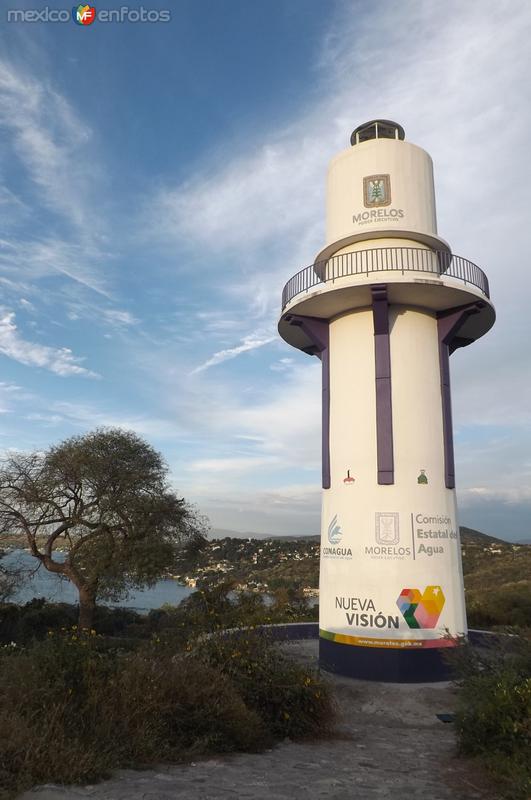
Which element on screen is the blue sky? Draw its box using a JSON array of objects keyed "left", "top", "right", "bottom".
[{"left": 0, "top": 0, "right": 530, "bottom": 541}]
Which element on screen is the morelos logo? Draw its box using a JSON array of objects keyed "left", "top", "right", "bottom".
[
  {"left": 396, "top": 585, "right": 445, "bottom": 629},
  {"left": 375, "top": 512, "right": 399, "bottom": 545},
  {"left": 353, "top": 173, "right": 404, "bottom": 224},
  {"left": 363, "top": 174, "right": 391, "bottom": 207},
  {"left": 366, "top": 511, "right": 411, "bottom": 558}
]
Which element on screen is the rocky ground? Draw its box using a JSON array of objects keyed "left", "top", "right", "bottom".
[{"left": 19, "top": 640, "right": 499, "bottom": 800}]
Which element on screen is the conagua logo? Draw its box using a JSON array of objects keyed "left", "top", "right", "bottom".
[
  {"left": 363, "top": 174, "right": 391, "bottom": 207},
  {"left": 322, "top": 514, "right": 352, "bottom": 558},
  {"left": 328, "top": 514, "right": 342, "bottom": 544},
  {"left": 396, "top": 585, "right": 445, "bottom": 629}
]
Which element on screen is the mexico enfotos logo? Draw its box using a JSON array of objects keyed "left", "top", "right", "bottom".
[{"left": 7, "top": 5, "right": 171, "bottom": 23}]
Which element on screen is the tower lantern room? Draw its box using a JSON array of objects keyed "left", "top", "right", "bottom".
[{"left": 350, "top": 119, "right": 405, "bottom": 144}]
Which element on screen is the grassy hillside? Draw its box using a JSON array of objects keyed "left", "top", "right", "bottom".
[
  {"left": 178, "top": 527, "right": 530, "bottom": 631},
  {"left": 460, "top": 528, "right": 531, "bottom": 629}
]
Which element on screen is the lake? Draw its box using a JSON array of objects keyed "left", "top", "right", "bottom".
[{"left": 1, "top": 550, "right": 194, "bottom": 613}]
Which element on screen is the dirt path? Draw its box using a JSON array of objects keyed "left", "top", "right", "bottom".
[{"left": 19, "top": 640, "right": 499, "bottom": 800}]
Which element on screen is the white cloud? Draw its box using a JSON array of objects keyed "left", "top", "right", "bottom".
[
  {"left": 177, "top": 359, "right": 322, "bottom": 469},
  {"left": 270, "top": 357, "right": 294, "bottom": 372},
  {"left": 49, "top": 400, "right": 187, "bottom": 440},
  {"left": 0, "top": 309, "right": 99, "bottom": 378},
  {"left": 152, "top": 139, "right": 325, "bottom": 255},
  {"left": 460, "top": 486, "right": 531, "bottom": 505},
  {"left": 187, "top": 456, "right": 280, "bottom": 474},
  {"left": 100, "top": 309, "right": 138, "bottom": 327},
  {"left": 0, "top": 237, "right": 112, "bottom": 299},
  {"left": 187, "top": 484, "right": 322, "bottom": 536},
  {"left": 232, "top": 360, "right": 321, "bottom": 463},
  {"left": 0, "top": 59, "right": 95, "bottom": 232},
  {"left": 0, "top": 58, "right": 114, "bottom": 301},
  {"left": 190, "top": 331, "right": 276, "bottom": 374}
]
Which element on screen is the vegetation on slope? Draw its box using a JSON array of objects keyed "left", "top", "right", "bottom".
[
  {"left": 460, "top": 528, "right": 531, "bottom": 631},
  {"left": 0, "top": 588, "right": 332, "bottom": 800},
  {"left": 176, "top": 529, "right": 531, "bottom": 632},
  {"left": 449, "top": 635, "right": 531, "bottom": 800}
]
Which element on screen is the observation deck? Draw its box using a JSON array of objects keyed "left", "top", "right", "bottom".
[{"left": 279, "top": 246, "right": 494, "bottom": 353}]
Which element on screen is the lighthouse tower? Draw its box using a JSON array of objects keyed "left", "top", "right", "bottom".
[{"left": 278, "top": 120, "right": 495, "bottom": 682}]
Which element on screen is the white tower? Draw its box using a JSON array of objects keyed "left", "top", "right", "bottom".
[{"left": 278, "top": 121, "right": 495, "bottom": 681}]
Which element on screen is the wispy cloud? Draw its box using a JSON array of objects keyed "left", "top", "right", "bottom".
[
  {"left": 152, "top": 139, "right": 324, "bottom": 256},
  {"left": 101, "top": 309, "right": 138, "bottom": 327},
  {"left": 460, "top": 487, "right": 531, "bottom": 505},
  {"left": 187, "top": 456, "right": 280, "bottom": 474},
  {"left": 0, "top": 59, "right": 95, "bottom": 232},
  {"left": 0, "top": 58, "right": 114, "bottom": 301},
  {"left": 0, "top": 309, "right": 99, "bottom": 378},
  {"left": 0, "top": 238, "right": 112, "bottom": 298},
  {"left": 190, "top": 332, "right": 276, "bottom": 374},
  {"left": 48, "top": 401, "right": 187, "bottom": 440},
  {"left": 186, "top": 484, "right": 322, "bottom": 536}
]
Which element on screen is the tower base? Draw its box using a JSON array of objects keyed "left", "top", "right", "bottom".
[{"left": 319, "top": 637, "right": 452, "bottom": 682}]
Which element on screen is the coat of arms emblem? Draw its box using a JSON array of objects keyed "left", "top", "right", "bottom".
[
  {"left": 363, "top": 174, "right": 391, "bottom": 208},
  {"left": 375, "top": 511, "right": 399, "bottom": 545}
]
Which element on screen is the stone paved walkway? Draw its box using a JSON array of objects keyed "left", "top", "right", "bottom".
[{"left": 19, "top": 641, "right": 499, "bottom": 800}]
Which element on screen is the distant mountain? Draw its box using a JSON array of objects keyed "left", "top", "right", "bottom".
[
  {"left": 210, "top": 528, "right": 318, "bottom": 541},
  {"left": 459, "top": 526, "right": 515, "bottom": 547},
  {"left": 211, "top": 526, "right": 527, "bottom": 546}
]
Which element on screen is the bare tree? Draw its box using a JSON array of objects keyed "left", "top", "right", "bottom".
[{"left": 0, "top": 428, "right": 207, "bottom": 629}]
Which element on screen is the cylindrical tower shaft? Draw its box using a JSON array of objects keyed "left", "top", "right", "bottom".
[{"left": 278, "top": 121, "right": 495, "bottom": 682}]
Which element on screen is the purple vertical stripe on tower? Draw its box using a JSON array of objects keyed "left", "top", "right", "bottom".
[
  {"left": 437, "top": 303, "right": 483, "bottom": 489},
  {"left": 285, "top": 315, "right": 331, "bottom": 489},
  {"left": 371, "top": 285, "right": 394, "bottom": 485},
  {"left": 438, "top": 341, "right": 455, "bottom": 489},
  {"left": 321, "top": 346, "right": 330, "bottom": 489}
]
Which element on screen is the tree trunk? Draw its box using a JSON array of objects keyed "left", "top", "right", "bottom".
[{"left": 78, "top": 584, "right": 97, "bottom": 630}]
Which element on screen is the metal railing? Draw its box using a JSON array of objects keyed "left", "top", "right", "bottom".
[{"left": 281, "top": 247, "right": 490, "bottom": 310}]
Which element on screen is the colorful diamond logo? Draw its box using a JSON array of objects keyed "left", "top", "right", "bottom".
[{"left": 396, "top": 585, "right": 445, "bottom": 629}]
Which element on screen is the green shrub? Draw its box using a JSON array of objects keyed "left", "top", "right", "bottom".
[
  {"left": 0, "top": 599, "right": 79, "bottom": 645},
  {"left": 197, "top": 628, "right": 335, "bottom": 740},
  {"left": 0, "top": 600, "right": 154, "bottom": 646},
  {"left": 466, "top": 584, "right": 531, "bottom": 631},
  {"left": 449, "top": 635, "right": 531, "bottom": 800},
  {"left": 0, "top": 624, "right": 334, "bottom": 799},
  {"left": 0, "top": 586, "right": 318, "bottom": 651}
]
